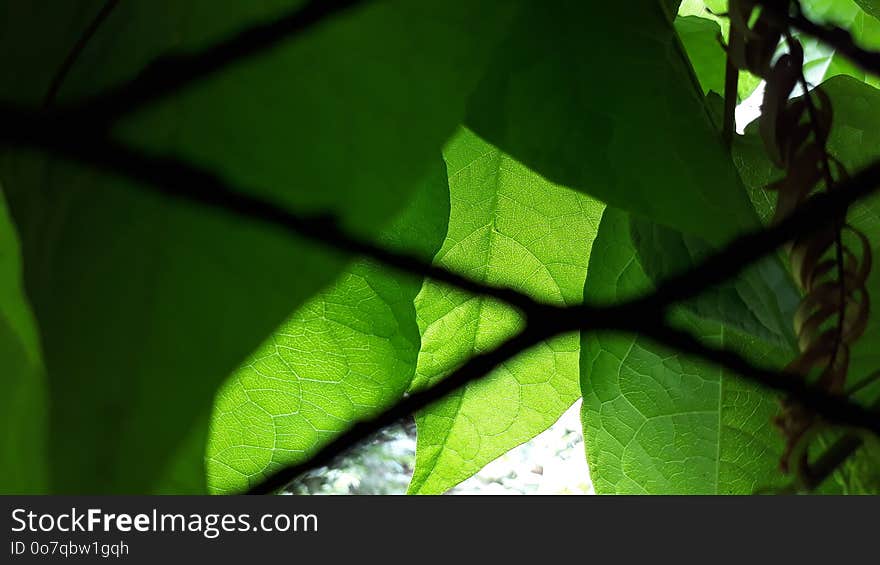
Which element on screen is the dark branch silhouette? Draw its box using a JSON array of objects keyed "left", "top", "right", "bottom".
[
  {"left": 249, "top": 324, "right": 557, "bottom": 494},
  {"left": 627, "top": 158, "right": 880, "bottom": 314},
  {"left": 0, "top": 110, "right": 547, "bottom": 316},
  {"left": 5, "top": 105, "right": 880, "bottom": 325},
  {"left": 52, "top": 0, "right": 367, "bottom": 126},
  {"left": 250, "top": 316, "right": 880, "bottom": 494},
  {"left": 24, "top": 0, "right": 879, "bottom": 130}
]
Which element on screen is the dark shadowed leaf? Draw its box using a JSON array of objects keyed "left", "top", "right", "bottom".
[{"left": 0, "top": 0, "right": 519, "bottom": 492}]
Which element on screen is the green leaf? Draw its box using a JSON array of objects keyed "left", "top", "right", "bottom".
[
  {"left": 206, "top": 160, "right": 450, "bottom": 494},
  {"left": 0, "top": 186, "right": 47, "bottom": 493},
  {"left": 0, "top": 0, "right": 519, "bottom": 492},
  {"left": 674, "top": 8, "right": 761, "bottom": 101},
  {"left": 581, "top": 207, "right": 789, "bottom": 493},
  {"left": 466, "top": 1, "right": 762, "bottom": 246},
  {"left": 408, "top": 128, "right": 604, "bottom": 494}
]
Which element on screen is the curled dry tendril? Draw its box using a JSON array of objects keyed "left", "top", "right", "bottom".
[{"left": 726, "top": 0, "right": 872, "bottom": 479}]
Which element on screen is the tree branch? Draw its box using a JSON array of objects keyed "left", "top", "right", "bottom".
[
  {"left": 3, "top": 107, "right": 880, "bottom": 494},
  {"left": 5, "top": 105, "right": 880, "bottom": 325},
  {"left": 627, "top": 157, "right": 880, "bottom": 313},
  {"left": 25, "top": 0, "right": 880, "bottom": 136},
  {"left": 248, "top": 309, "right": 880, "bottom": 494},
  {"left": 48, "top": 0, "right": 368, "bottom": 126},
  {"left": 0, "top": 111, "right": 549, "bottom": 316}
]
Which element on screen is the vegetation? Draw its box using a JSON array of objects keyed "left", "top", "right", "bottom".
[{"left": 1, "top": 0, "right": 879, "bottom": 494}]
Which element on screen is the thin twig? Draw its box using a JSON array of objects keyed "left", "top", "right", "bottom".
[
  {"left": 25, "top": 0, "right": 878, "bottom": 133},
  {"left": 43, "top": 0, "right": 121, "bottom": 108},
  {"left": 54, "top": 0, "right": 367, "bottom": 126},
  {"left": 75, "top": 0, "right": 880, "bottom": 124}
]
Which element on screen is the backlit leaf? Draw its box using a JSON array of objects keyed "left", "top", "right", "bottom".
[{"left": 408, "top": 128, "right": 604, "bottom": 494}]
